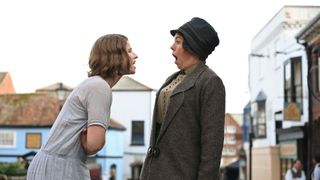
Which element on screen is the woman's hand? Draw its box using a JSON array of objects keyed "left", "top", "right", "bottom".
[{"left": 80, "top": 127, "right": 88, "bottom": 150}]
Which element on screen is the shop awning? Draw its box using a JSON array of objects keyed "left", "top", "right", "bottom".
[{"left": 276, "top": 126, "right": 305, "bottom": 141}]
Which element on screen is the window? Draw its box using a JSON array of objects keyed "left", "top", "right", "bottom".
[
  {"left": 222, "top": 148, "right": 237, "bottom": 156},
  {"left": 253, "top": 101, "right": 266, "bottom": 138},
  {"left": 131, "top": 162, "right": 143, "bottom": 180},
  {"left": 284, "top": 57, "right": 303, "bottom": 112},
  {"left": 224, "top": 135, "right": 236, "bottom": 145},
  {"left": 131, "top": 121, "right": 144, "bottom": 145},
  {"left": 225, "top": 126, "right": 236, "bottom": 134},
  {"left": 0, "top": 131, "right": 16, "bottom": 148},
  {"left": 26, "top": 133, "right": 42, "bottom": 149}
]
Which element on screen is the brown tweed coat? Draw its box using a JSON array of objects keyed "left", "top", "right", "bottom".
[{"left": 140, "top": 62, "right": 225, "bottom": 180}]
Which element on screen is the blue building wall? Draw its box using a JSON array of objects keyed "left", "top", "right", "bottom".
[
  {"left": 0, "top": 126, "right": 124, "bottom": 180},
  {"left": 97, "top": 130, "right": 124, "bottom": 180},
  {"left": 0, "top": 127, "right": 50, "bottom": 162}
]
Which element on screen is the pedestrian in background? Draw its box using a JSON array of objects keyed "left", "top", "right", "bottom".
[
  {"left": 18, "top": 156, "right": 29, "bottom": 170},
  {"left": 313, "top": 154, "right": 320, "bottom": 180},
  {"left": 285, "top": 159, "right": 306, "bottom": 180},
  {"left": 27, "top": 34, "right": 138, "bottom": 180},
  {"left": 140, "top": 17, "right": 225, "bottom": 180}
]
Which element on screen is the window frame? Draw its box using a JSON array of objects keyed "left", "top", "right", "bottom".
[
  {"left": 0, "top": 130, "right": 16, "bottom": 148},
  {"left": 284, "top": 57, "right": 303, "bottom": 113},
  {"left": 25, "top": 132, "right": 42, "bottom": 149},
  {"left": 253, "top": 100, "right": 266, "bottom": 138},
  {"left": 131, "top": 120, "right": 145, "bottom": 146}
]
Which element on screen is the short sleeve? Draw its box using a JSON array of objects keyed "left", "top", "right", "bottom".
[{"left": 81, "top": 78, "right": 112, "bottom": 130}]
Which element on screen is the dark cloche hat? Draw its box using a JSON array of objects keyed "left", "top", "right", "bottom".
[{"left": 170, "top": 17, "right": 219, "bottom": 60}]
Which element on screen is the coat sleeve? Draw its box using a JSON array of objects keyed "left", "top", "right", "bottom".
[{"left": 197, "top": 75, "right": 225, "bottom": 180}]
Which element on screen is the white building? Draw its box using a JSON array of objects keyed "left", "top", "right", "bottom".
[
  {"left": 111, "top": 76, "right": 155, "bottom": 180},
  {"left": 248, "top": 6, "right": 320, "bottom": 180}
]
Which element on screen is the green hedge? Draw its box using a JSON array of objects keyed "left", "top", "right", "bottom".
[{"left": 0, "top": 162, "right": 27, "bottom": 176}]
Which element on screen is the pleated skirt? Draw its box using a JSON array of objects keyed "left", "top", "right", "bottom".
[{"left": 27, "top": 151, "right": 90, "bottom": 180}]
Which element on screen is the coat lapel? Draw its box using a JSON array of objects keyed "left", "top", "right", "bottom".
[
  {"left": 149, "top": 72, "right": 179, "bottom": 146},
  {"left": 156, "top": 63, "right": 207, "bottom": 144}
]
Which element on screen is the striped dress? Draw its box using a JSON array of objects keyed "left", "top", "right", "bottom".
[{"left": 27, "top": 76, "right": 111, "bottom": 180}]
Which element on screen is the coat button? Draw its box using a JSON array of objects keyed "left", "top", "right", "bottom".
[
  {"left": 152, "top": 147, "right": 160, "bottom": 158},
  {"left": 147, "top": 146, "right": 160, "bottom": 158},
  {"left": 147, "top": 147, "right": 153, "bottom": 157}
]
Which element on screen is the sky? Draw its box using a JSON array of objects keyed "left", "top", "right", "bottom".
[{"left": 1, "top": 0, "right": 320, "bottom": 114}]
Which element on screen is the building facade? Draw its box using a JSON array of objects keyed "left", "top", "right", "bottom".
[
  {"left": 111, "top": 76, "right": 155, "bottom": 180},
  {"left": 296, "top": 12, "right": 320, "bottom": 179},
  {"left": 221, "top": 113, "right": 244, "bottom": 180},
  {"left": 247, "top": 6, "right": 320, "bottom": 180}
]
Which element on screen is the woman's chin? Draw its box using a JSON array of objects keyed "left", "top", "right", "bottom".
[{"left": 129, "top": 69, "right": 136, "bottom": 74}]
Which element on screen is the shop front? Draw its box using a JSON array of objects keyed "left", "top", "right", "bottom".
[{"left": 277, "top": 126, "right": 307, "bottom": 180}]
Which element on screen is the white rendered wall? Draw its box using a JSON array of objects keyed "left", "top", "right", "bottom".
[{"left": 111, "top": 91, "right": 154, "bottom": 180}]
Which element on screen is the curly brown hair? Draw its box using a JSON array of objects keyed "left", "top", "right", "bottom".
[{"left": 88, "top": 34, "right": 130, "bottom": 79}]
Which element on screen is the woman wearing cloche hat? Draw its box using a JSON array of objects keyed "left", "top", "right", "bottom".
[{"left": 140, "top": 17, "right": 225, "bottom": 180}]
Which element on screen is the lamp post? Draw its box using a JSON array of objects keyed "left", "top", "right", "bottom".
[
  {"left": 55, "top": 82, "right": 69, "bottom": 109},
  {"left": 249, "top": 115, "right": 254, "bottom": 180}
]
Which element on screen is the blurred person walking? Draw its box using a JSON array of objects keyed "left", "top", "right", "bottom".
[
  {"left": 312, "top": 154, "right": 320, "bottom": 180},
  {"left": 285, "top": 159, "right": 306, "bottom": 180}
]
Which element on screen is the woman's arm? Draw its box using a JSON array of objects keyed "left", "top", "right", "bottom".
[
  {"left": 198, "top": 76, "right": 225, "bottom": 179},
  {"left": 81, "top": 125, "right": 106, "bottom": 155}
]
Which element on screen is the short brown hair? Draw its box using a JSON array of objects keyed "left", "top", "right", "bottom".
[{"left": 88, "top": 34, "right": 130, "bottom": 79}]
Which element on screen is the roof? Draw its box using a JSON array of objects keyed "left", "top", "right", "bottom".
[
  {"left": 112, "top": 76, "right": 154, "bottom": 91},
  {"left": 0, "top": 93, "right": 126, "bottom": 130},
  {"left": 0, "top": 93, "right": 60, "bottom": 126},
  {"left": 252, "top": 6, "right": 320, "bottom": 52},
  {"left": 109, "top": 119, "right": 126, "bottom": 131},
  {"left": 35, "top": 77, "right": 154, "bottom": 92},
  {"left": 296, "top": 12, "right": 320, "bottom": 45},
  {"left": 225, "top": 113, "right": 243, "bottom": 134},
  {"left": 36, "top": 82, "right": 73, "bottom": 92},
  {"left": 243, "top": 101, "right": 251, "bottom": 112},
  {"left": 229, "top": 113, "right": 243, "bottom": 126},
  {"left": 0, "top": 72, "right": 7, "bottom": 82},
  {"left": 255, "top": 90, "right": 267, "bottom": 102},
  {"left": 0, "top": 72, "right": 16, "bottom": 94}
]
